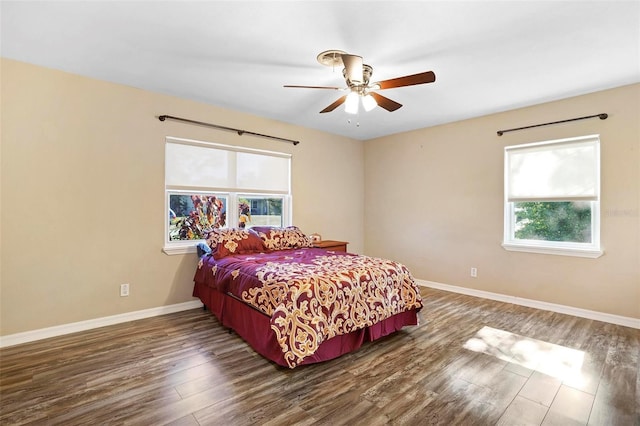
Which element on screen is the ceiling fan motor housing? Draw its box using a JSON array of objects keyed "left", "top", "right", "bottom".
[{"left": 343, "top": 64, "right": 373, "bottom": 94}]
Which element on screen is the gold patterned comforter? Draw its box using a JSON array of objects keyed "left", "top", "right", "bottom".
[{"left": 195, "top": 248, "right": 422, "bottom": 368}]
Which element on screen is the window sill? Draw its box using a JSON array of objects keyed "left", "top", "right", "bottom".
[
  {"left": 163, "top": 244, "right": 197, "bottom": 255},
  {"left": 502, "top": 242, "right": 603, "bottom": 258}
]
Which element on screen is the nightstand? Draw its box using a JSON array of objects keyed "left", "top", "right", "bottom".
[{"left": 313, "top": 240, "right": 348, "bottom": 252}]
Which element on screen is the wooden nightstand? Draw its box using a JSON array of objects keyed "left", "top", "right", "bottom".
[{"left": 313, "top": 240, "right": 348, "bottom": 252}]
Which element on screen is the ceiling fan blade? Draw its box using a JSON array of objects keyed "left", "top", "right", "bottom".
[
  {"left": 284, "top": 85, "right": 343, "bottom": 90},
  {"left": 374, "top": 71, "right": 436, "bottom": 90},
  {"left": 370, "top": 92, "right": 403, "bottom": 112},
  {"left": 319, "top": 95, "right": 347, "bottom": 113},
  {"left": 341, "top": 54, "right": 364, "bottom": 83}
]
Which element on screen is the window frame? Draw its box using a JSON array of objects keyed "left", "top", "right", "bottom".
[
  {"left": 163, "top": 137, "right": 292, "bottom": 255},
  {"left": 502, "top": 135, "right": 603, "bottom": 258}
]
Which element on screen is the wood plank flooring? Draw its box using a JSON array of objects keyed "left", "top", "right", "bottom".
[{"left": 1, "top": 287, "right": 638, "bottom": 425}]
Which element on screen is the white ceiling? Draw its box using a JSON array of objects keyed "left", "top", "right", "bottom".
[{"left": 2, "top": 1, "right": 639, "bottom": 140}]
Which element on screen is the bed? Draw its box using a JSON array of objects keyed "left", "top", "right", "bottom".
[{"left": 192, "top": 226, "right": 423, "bottom": 368}]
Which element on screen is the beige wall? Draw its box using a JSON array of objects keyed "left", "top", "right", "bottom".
[
  {"left": 364, "top": 84, "right": 640, "bottom": 319},
  {"left": 2, "top": 58, "right": 637, "bottom": 338},
  {"left": 0, "top": 59, "right": 364, "bottom": 336}
]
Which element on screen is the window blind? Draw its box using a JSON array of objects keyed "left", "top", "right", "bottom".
[
  {"left": 505, "top": 136, "right": 600, "bottom": 202},
  {"left": 166, "top": 139, "right": 291, "bottom": 194}
]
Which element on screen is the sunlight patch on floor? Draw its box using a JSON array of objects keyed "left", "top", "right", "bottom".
[{"left": 463, "top": 326, "right": 586, "bottom": 384}]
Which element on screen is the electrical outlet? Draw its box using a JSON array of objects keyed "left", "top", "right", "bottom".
[
  {"left": 470, "top": 267, "right": 478, "bottom": 278},
  {"left": 120, "top": 283, "right": 130, "bottom": 297}
]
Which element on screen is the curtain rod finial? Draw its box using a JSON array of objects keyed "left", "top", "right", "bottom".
[{"left": 599, "top": 113, "right": 608, "bottom": 120}]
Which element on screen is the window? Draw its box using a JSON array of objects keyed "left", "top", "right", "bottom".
[
  {"left": 503, "top": 135, "right": 602, "bottom": 258},
  {"left": 164, "top": 137, "right": 291, "bottom": 254},
  {"left": 168, "top": 192, "right": 228, "bottom": 241},
  {"left": 238, "top": 196, "right": 285, "bottom": 228}
]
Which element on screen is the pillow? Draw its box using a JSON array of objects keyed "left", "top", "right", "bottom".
[
  {"left": 252, "top": 226, "right": 313, "bottom": 251},
  {"left": 205, "top": 228, "right": 266, "bottom": 259}
]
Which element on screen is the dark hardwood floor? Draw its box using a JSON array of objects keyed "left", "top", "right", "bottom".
[{"left": 1, "top": 287, "right": 638, "bottom": 425}]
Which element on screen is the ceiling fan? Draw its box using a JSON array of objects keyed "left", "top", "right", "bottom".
[{"left": 284, "top": 50, "right": 436, "bottom": 114}]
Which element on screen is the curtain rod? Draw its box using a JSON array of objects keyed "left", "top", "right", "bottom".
[
  {"left": 497, "top": 113, "right": 608, "bottom": 136},
  {"left": 158, "top": 115, "right": 300, "bottom": 146}
]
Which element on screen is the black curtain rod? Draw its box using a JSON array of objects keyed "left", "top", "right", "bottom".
[
  {"left": 497, "top": 113, "right": 608, "bottom": 136},
  {"left": 158, "top": 115, "right": 300, "bottom": 146}
]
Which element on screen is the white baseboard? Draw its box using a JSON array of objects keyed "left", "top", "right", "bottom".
[
  {"left": 3, "top": 282, "right": 637, "bottom": 348},
  {"left": 417, "top": 279, "right": 640, "bottom": 329},
  {"left": 0, "top": 300, "right": 204, "bottom": 348}
]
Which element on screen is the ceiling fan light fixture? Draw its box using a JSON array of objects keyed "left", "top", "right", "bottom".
[
  {"left": 362, "top": 94, "right": 377, "bottom": 111},
  {"left": 345, "top": 91, "right": 359, "bottom": 114}
]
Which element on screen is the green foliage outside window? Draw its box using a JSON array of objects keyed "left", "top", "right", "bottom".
[{"left": 514, "top": 201, "right": 592, "bottom": 243}]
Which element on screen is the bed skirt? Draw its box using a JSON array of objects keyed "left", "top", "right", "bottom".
[{"left": 193, "top": 280, "right": 419, "bottom": 368}]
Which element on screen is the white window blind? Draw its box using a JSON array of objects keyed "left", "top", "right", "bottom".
[
  {"left": 505, "top": 135, "right": 600, "bottom": 202},
  {"left": 166, "top": 138, "right": 291, "bottom": 194},
  {"left": 165, "top": 142, "right": 231, "bottom": 188},
  {"left": 236, "top": 151, "right": 290, "bottom": 193}
]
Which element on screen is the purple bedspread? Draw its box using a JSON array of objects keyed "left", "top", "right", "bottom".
[{"left": 194, "top": 248, "right": 422, "bottom": 368}]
